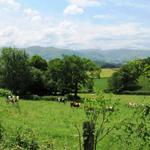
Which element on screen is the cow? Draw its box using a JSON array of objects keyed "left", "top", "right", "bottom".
[
  {"left": 105, "top": 106, "right": 114, "bottom": 112},
  {"left": 70, "top": 101, "right": 80, "bottom": 108},
  {"left": 6, "top": 95, "right": 19, "bottom": 104},
  {"left": 57, "top": 97, "right": 67, "bottom": 103}
]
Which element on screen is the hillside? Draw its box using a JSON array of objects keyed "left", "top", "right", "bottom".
[{"left": 25, "top": 46, "right": 150, "bottom": 63}]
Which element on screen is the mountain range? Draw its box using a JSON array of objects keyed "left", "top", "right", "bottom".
[{"left": 25, "top": 46, "right": 150, "bottom": 64}]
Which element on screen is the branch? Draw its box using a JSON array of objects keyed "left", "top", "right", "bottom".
[
  {"left": 97, "top": 126, "right": 114, "bottom": 143},
  {"left": 75, "top": 124, "right": 82, "bottom": 150}
]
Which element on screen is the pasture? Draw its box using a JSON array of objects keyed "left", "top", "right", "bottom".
[
  {"left": 100, "top": 68, "right": 118, "bottom": 78},
  {"left": 0, "top": 68, "right": 150, "bottom": 149},
  {"left": 1, "top": 93, "right": 150, "bottom": 149}
]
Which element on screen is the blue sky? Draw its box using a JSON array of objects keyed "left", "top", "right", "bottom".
[{"left": 0, "top": 0, "right": 150, "bottom": 50}]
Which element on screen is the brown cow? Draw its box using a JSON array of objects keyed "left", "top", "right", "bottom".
[{"left": 70, "top": 101, "right": 80, "bottom": 108}]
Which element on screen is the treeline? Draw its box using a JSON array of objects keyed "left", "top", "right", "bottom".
[
  {"left": 94, "top": 60, "right": 122, "bottom": 68},
  {"left": 108, "top": 57, "right": 150, "bottom": 94},
  {"left": 0, "top": 48, "right": 100, "bottom": 96}
]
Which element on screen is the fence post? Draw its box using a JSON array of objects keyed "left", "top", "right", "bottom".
[{"left": 83, "top": 121, "right": 95, "bottom": 150}]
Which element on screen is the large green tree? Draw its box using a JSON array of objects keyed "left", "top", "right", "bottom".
[
  {"left": 0, "top": 48, "right": 31, "bottom": 95},
  {"left": 108, "top": 59, "right": 143, "bottom": 93},
  {"left": 47, "top": 58, "right": 63, "bottom": 95},
  {"left": 47, "top": 55, "right": 99, "bottom": 96}
]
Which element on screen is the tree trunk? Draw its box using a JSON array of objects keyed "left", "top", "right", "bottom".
[
  {"left": 74, "top": 82, "right": 78, "bottom": 97},
  {"left": 83, "top": 121, "right": 95, "bottom": 150}
]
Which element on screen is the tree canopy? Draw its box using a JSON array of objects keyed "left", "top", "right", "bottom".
[{"left": 0, "top": 48, "right": 99, "bottom": 96}]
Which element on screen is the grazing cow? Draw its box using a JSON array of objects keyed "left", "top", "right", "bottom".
[
  {"left": 57, "top": 97, "right": 66, "bottom": 103},
  {"left": 105, "top": 106, "right": 114, "bottom": 112},
  {"left": 6, "top": 95, "right": 19, "bottom": 104},
  {"left": 128, "top": 102, "right": 138, "bottom": 108},
  {"left": 70, "top": 101, "right": 80, "bottom": 108}
]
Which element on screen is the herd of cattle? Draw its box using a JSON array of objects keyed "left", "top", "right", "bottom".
[
  {"left": 5, "top": 95, "right": 81, "bottom": 108},
  {"left": 5, "top": 95, "right": 149, "bottom": 110}
]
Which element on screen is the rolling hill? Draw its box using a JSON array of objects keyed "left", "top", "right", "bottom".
[{"left": 25, "top": 46, "right": 150, "bottom": 63}]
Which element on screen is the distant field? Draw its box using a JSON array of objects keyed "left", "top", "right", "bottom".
[
  {"left": 93, "top": 68, "right": 117, "bottom": 91},
  {"left": 94, "top": 78, "right": 109, "bottom": 91},
  {"left": 100, "top": 68, "right": 118, "bottom": 78}
]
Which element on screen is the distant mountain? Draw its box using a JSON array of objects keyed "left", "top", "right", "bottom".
[
  {"left": 1, "top": 46, "right": 150, "bottom": 63},
  {"left": 25, "top": 46, "right": 150, "bottom": 63}
]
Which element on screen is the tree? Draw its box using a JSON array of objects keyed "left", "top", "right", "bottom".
[
  {"left": 29, "top": 67, "right": 47, "bottom": 95},
  {"left": 62, "top": 55, "right": 98, "bottom": 96},
  {"left": 0, "top": 48, "right": 31, "bottom": 95},
  {"left": 108, "top": 72, "right": 124, "bottom": 93},
  {"left": 29, "top": 55, "right": 47, "bottom": 71},
  {"left": 47, "top": 58, "right": 63, "bottom": 95},
  {"left": 142, "top": 57, "right": 150, "bottom": 80},
  {"left": 47, "top": 56, "right": 99, "bottom": 96},
  {"left": 108, "top": 59, "right": 143, "bottom": 93}
]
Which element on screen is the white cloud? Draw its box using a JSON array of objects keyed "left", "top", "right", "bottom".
[
  {"left": 93, "top": 14, "right": 113, "bottom": 19},
  {"left": 0, "top": 0, "right": 21, "bottom": 10},
  {"left": 64, "top": 4, "right": 84, "bottom": 15},
  {"left": 1, "top": 16, "right": 150, "bottom": 50},
  {"left": 23, "top": 8, "right": 41, "bottom": 22},
  {"left": 69, "top": 0, "right": 101, "bottom": 8},
  {"left": 64, "top": 0, "right": 101, "bottom": 15},
  {"left": 0, "top": 0, "right": 150, "bottom": 50}
]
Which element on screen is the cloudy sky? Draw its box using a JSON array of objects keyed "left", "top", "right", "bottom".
[{"left": 0, "top": 0, "right": 150, "bottom": 50}]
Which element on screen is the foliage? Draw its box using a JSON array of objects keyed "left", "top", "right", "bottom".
[
  {"left": 47, "top": 56, "right": 99, "bottom": 96},
  {"left": 0, "top": 48, "right": 31, "bottom": 95},
  {"left": 115, "top": 105, "right": 150, "bottom": 149},
  {"left": 0, "top": 122, "right": 5, "bottom": 142},
  {"left": 0, "top": 48, "right": 98, "bottom": 96},
  {"left": 29, "top": 55, "right": 48, "bottom": 71},
  {"left": 0, "top": 88, "right": 12, "bottom": 97},
  {"left": 108, "top": 58, "right": 148, "bottom": 93},
  {"left": 12, "top": 128, "right": 39, "bottom": 150},
  {"left": 29, "top": 67, "right": 47, "bottom": 95},
  {"left": 80, "top": 92, "right": 121, "bottom": 150}
]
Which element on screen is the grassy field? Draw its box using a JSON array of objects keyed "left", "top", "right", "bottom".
[
  {"left": 1, "top": 93, "right": 150, "bottom": 149},
  {"left": 1, "top": 68, "right": 150, "bottom": 149},
  {"left": 94, "top": 78, "right": 109, "bottom": 91},
  {"left": 93, "top": 68, "right": 115, "bottom": 91},
  {"left": 100, "top": 68, "right": 118, "bottom": 78}
]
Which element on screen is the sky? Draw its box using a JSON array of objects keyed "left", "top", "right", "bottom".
[{"left": 0, "top": 0, "right": 150, "bottom": 50}]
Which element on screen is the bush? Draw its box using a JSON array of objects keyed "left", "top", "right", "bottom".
[
  {"left": 23, "top": 95, "right": 41, "bottom": 100},
  {"left": 11, "top": 128, "right": 39, "bottom": 150},
  {"left": 122, "top": 91, "right": 150, "bottom": 95},
  {"left": 40, "top": 96, "right": 58, "bottom": 101},
  {"left": 66, "top": 94, "right": 81, "bottom": 101},
  {"left": 0, "top": 88, "right": 12, "bottom": 97},
  {"left": 0, "top": 122, "right": 5, "bottom": 142}
]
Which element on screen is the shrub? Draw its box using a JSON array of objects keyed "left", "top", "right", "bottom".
[
  {"left": 0, "top": 122, "right": 5, "bottom": 142},
  {"left": 122, "top": 91, "right": 150, "bottom": 95},
  {"left": 12, "top": 128, "right": 39, "bottom": 150},
  {"left": 23, "top": 95, "right": 41, "bottom": 100},
  {"left": 40, "top": 96, "right": 58, "bottom": 101},
  {"left": 66, "top": 94, "right": 81, "bottom": 101},
  {"left": 0, "top": 88, "right": 12, "bottom": 97}
]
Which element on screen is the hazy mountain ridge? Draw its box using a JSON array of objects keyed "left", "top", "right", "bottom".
[{"left": 25, "top": 46, "right": 150, "bottom": 63}]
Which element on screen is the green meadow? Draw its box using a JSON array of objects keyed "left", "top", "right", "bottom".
[
  {"left": 1, "top": 93, "right": 150, "bottom": 149},
  {"left": 0, "top": 68, "right": 150, "bottom": 149}
]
